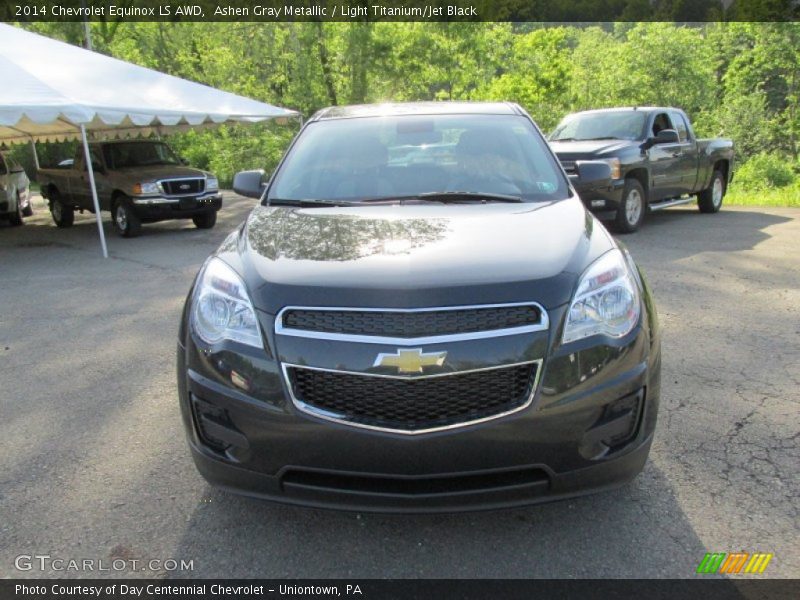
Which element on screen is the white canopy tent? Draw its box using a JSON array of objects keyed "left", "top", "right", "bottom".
[{"left": 0, "top": 23, "right": 299, "bottom": 257}]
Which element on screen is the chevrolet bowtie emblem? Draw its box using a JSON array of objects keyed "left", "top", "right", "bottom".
[{"left": 373, "top": 348, "right": 447, "bottom": 374}]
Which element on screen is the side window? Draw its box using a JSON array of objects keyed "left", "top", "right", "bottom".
[
  {"left": 0, "top": 155, "right": 7, "bottom": 175},
  {"left": 651, "top": 113, "right": 674, "bottom": 137},
  {"left": 670, "top": 112, "right": 688, "bottom": 142},
  {"left": 681, "top": 113, "right": 694, "bottom": 140},
  {"left": 78, "top": 150, "right": 102, "bottom": 171}
]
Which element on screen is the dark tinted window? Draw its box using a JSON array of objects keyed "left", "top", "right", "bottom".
[
  {"left": 269, "top": 114, "right": 569, "bottom": 203},
  {"left": 652, "top": 113, "right": 674, "bottom": 137}
]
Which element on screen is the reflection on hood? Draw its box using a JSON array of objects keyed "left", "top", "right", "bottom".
[{"left": 244, "top": 206, "right": 449, "bottom": 262}]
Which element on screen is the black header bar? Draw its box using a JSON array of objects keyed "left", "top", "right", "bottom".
[
  {"left": 3, "top": 0, "right": 799, "bottom": 22},
  {"left": 3, "top": 579, "right": 800, "bottom": 600}
]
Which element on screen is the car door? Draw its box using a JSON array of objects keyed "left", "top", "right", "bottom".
[
  {"left": 669, "top": 110, "right": 699, "bottom": 195},
  {"left": 646, "top": 111, "right": 682, "bottom": 200},
  {"left": 71, "top": 148, "right": 107, "bottom": 210}
]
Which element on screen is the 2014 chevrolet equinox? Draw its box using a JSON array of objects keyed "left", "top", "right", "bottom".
[{"left": 177, "top": 102, "right": 661, "bottom": 512}]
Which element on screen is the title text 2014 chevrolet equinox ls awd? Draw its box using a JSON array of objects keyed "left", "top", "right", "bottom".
[{"left": 177, "top": 102, "right": 661, "bottom": 512}]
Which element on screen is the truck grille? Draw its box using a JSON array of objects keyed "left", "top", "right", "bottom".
[
  {"left": 161, "top": 178, "right": 205, "bottom": 196},
  {"left": 560, "top": 160, "right": 577, "bottom": 174},
  {"left": 285, "top": 362, "right": 539, "bottom": 433},
  {"left": 280, "top": 305, "right": 542, "bottom": 339}
]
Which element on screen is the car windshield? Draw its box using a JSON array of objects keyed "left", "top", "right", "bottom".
[
  {"left": 103, "top": 142, "right": 181, "bottom": 169},
  {"left": 550, "top": 111, "right": 646, "bottom": 142},
  {"left": 267, "top": 114, "right": 570, "bottom": 203}
]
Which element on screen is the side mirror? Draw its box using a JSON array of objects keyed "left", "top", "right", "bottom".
[
  {"left": 233, "top": 169, "right": 267, "bottom": 199},
  {"left": 653, "top": 129, "right": 680, "bottom": 145},
  {"left": 574, "top": 161, "right": 613, "bottom": 189},
  {"left": 10, "top": 166, "right": 25, "bottom": 174}
]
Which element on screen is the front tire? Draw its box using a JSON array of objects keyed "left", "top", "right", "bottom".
[
  {"left": 192, "top": 211, "right": 217, "bottom": 229},
  {"left": 614, "top": 179, "right": 646, "bottom": 234},
  {"left": 21, "top": 192, "right": 33, "bottom": 217},
  {"left": 112, "top": 197, "right": 142, "bottom": 238},
  {"left": 698, "top": 169, "right": 725, "bottom": 214},
  {"left": 50, "top": 191, "right": 74, "bottom": 228},
  {"left": 8, "top": 196, "right": 23, "bottom": 226}
]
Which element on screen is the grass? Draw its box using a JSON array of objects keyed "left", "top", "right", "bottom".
[{"left": 726, "top": 183, "right": 800, "bottom": 208}]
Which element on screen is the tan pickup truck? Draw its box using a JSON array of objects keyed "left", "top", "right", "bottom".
[{"left": 38, "top": 139, "right": 222, "bottom": 237}]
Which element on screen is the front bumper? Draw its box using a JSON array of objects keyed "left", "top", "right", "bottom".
[
  {"left": 131, "top": 193, "right": 222, "bottom": 221},
  {"left": 569, "top": 175, "right": 625, "bottom": 213},
  {"left": 177, "top": 301, "right": 661, "bottom": 512}
]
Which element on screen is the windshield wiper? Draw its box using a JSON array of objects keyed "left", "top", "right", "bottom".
[
  {"left": 580, "top": 136, "right": 620, "bottom": 141},
  {"left": 416, "top": 191, "right": 523, "bottom": 203},
  {"left": 267, "top": 198, "right": 362, "bottom": 207},
  {"left": 269, "top": 192, "right": 523, "bottom": 207}
]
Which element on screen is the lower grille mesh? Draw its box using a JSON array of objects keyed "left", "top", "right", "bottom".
[{"left": 288, "top": 363, "right": 537, "bottom": 432}]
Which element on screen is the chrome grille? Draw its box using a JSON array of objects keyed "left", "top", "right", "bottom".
[
  {"left": 560, "top": 160, "right": 577, "bottom": 174},
  {"left": 160, "top": 178, "right": 205, "bottom": 196},
  {"left": 276, "top": 303, "right": 548, "bottom": 344},
  {"left": 282, "top": 305, "right": 541, "bottom": 338}
]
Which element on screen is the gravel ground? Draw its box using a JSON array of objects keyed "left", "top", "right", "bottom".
[{"left": 0, "top": 193, "right": 797, "bottom": 579}]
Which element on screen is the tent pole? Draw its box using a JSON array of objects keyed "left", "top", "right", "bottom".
[
  {"left": 80, "top": 124, "right": 108, "bottom": 258},
  {"left": 29, "top": 139, "right": 40, "bottom": 170}
]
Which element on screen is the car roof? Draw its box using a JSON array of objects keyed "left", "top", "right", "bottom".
[
  {"left": 569, "top": 107, "right": 681, "bottom": 116},
  {"left": 310, "top": 101, "right": 524, "bottom": 121}
]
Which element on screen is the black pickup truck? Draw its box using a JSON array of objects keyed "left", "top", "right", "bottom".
[{"left": 550, "top": 107, "right": 734, "bottom": 232}]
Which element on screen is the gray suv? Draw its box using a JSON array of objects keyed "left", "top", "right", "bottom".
[{"left": 0, "top": 153, "right": 32, "bottom": 226}]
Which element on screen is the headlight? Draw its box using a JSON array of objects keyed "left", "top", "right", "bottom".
[
  {"left": 598, "top": 158, "right": 621, "bottom": 179},
  {"left": 206, "top": 177, "right": 219, "bottom": 192},
  {"left": 562, "top": 249, "right": 640, "bottom": 344},
  {"left": 191, "top": 258, "right": 263, "bottom": 348},
  {"left": 132, "top": 182, "right": 160, "bottom": 195}
]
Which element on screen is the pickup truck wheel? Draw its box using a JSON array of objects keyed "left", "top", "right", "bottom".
[
  {"left": 112, "top": 198, "right": 142, "bottom": 238},
  {"left": 614, "top": 179, "right": 646, "bottom": 233},
  {"left": 50, "top": 193, "right": 74, "bottom": 228},
  {"left": 698, "top": 170, "right": 725, "bottom": 214},
  {"left": 192, "top": 211, "right": 217, "bottom": 229},
  {"left": 8, "top": 196, "right": 24, "bottom": 226}
]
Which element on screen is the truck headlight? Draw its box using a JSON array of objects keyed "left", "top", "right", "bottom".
[
  {"left": 206, "top": 177, "right": 219, "bottom": 192},
  {"left": 562, "top": 249, "right": 640, "bottom": 344},
  {"left": 191, "top": 258, "right": 263, "bottom": 349},
  {"left": 598, "top": 158, "right": 621, "bottom": 179},
  {"left": 133, "top": 182, "right": 160, "bottom": 195}
]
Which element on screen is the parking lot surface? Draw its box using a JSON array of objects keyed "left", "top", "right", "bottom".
[{"left": 1, "top": 194, "right": 797, "bottom": 578}]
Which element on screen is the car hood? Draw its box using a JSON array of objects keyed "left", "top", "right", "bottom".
[
  {"left": 218, "top": 197, "right": 615, "bottom": 313},
  {"left": 549, "top": 139, "right": 638, "bottom": 159},
  {"left": 112, "top": 165, "right": 210, "bottom": 182}
]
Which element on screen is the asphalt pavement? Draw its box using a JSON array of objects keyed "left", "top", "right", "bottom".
[{"left": 0, "top": 193, "right": 797, "bottom": 578}]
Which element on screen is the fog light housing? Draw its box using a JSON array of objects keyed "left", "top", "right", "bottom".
[
  {"left": 190, "top": 395, "right": 248, "bottom": 453},
  {"left": 580, "top": 388, "right": 644, "bottom": 459}
]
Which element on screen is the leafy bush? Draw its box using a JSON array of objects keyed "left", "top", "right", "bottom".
[{"left": 734, "top": 153, "right": 796, "bottom": 190}]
